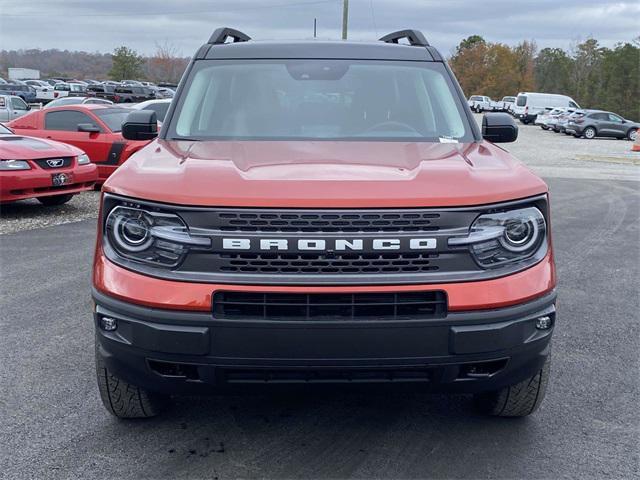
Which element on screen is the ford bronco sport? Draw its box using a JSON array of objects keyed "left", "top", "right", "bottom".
[{"left": 93, "top": 28, "right": 556, "bottom": 418}]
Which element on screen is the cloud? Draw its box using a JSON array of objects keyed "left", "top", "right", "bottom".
[{"left": 0, "top": 0, "right": 637, "bottom": 56}]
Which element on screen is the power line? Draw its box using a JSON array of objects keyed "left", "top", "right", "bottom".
[{"left": 2, "top": 0, "right": 341, "bottom": 18}]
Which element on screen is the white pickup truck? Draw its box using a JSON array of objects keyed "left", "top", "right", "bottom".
[
  {"left": 467, "top": 95, "right": 500, "bottom": 112},
  {"left": 0, "top": 94, "right": 31, "bottom": 122},
  {"left": 24, "top": 80, "right": 55, "bottom": 102}
]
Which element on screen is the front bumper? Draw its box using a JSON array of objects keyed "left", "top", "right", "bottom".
[
  {"left": 0, "top": 163, "right": 98, "bottom": 202},
  {"left": 94, "top": 288, "right": 556, "bottom": 395}
]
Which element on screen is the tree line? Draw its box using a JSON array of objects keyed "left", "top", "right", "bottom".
[
  {"left": 0, "top": 43, "right": 188, "bottom": 85},
  {"left": 449, "top": 35, "right": 640, "bottom": 121}
]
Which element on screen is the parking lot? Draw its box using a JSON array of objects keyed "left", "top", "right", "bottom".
[{"left": 1, "top": 120, "right": 639, "bottom": 479}]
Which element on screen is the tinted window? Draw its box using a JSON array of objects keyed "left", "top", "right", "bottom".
[
  {"left": 516, "top": 95, "right": 527, "bottom": 106},
  {"left": 115, "top": 87, "right": 133, "bottom": 94},
  {"left": 93, "top": 108, "right": 130, "bottom": 132},
  {"left": 590, "top": 113, "right": 607, "bottom": 120},
  {"left": 54, "top": 84, "right": 70, "bottom": 91},
  {"left": 170, "top": 59, "right": 473, "bottom": 142},
  {"left": 10, "top": 97, "right": 28, "bottom": 110},
  {"left": 145, "top": 103, "right": 170, "bottom": 121},
  {"left": 569, "top": 101, "right": 578, "bottom": 108},
  {"left": 608, "top": 113, "right": 623, "bottom": 123},
  {"left": 45, "top": 110, "right": 96, "bottom": 131}
]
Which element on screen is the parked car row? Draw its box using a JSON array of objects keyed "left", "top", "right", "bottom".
[
  {"left": 0, "top": 77, "right": 176, "bottom": 104},
  {"left": 0, "top": 93, "right": 175, "bottom": 205},
  {"left": 534, "top": 106, "right": 638, "bottom": 140}
]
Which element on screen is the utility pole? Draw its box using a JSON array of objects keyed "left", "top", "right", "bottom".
[{"left": 341, "top": 0, "right": 349, "bottom": 40}]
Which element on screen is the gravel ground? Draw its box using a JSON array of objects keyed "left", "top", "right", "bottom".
[
  {"left": 0, "top": 190, "right": 100, "bottom": 235},
  {"left": 1, "top": 117, "right": 638, "bottom": 235}
]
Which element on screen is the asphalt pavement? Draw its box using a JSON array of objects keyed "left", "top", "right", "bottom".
[{"left": 1, "top": 173, "right": 638, "bottom": 480}]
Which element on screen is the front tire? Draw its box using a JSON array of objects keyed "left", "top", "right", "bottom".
[
  {"left": 95, "top": 347, "right": 168, "bottom": 419},
  {"left": 583, "top": 126, "right": 596, "bottom": 139},
  {"left": 37, "top": 193, "right": 74, "bottom": 206},
  {"left": 474, "top": 357, "right": 550, "bottom": 417},
  {"left": 628, "top": 128, "right": 638, "bottom": 141}
]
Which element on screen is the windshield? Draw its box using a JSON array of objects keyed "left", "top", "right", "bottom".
[
  {"left": 93, "top": 108, "right": 131, "bottom": 132},
  {"left": 516, "top": 95, "right": 527, "bottom": 107},
  {"left": 167, "top": 59, "right": 473, "bottom": 142}
]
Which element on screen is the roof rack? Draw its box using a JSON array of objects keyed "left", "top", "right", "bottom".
[
  {"left": 379, "top": 29, "right": 429, "bottom": 47},
  {"left": 208, "top": 27, "right": 251, "bottom": 45}
]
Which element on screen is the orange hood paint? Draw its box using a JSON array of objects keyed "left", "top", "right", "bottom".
[{"left": 103, "top": 139, "right": 547, "bottom": 207}]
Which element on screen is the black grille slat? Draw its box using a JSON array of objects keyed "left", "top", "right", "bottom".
[
  {"left": 213, "top": 291, "right": 447, "bottom": 321},
  {"left": 210, "top": 210, "right": 441, "bottom": 233},
  {"left": 215, "top": 252, "right": 440, "bottom": 274},
  {"left": 34, "top": 157, "right": 73, "bottom": 169}
]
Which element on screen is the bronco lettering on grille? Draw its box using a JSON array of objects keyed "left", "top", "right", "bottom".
[{"left": 221, "top": 238, "right": 437, "bottom": 251}]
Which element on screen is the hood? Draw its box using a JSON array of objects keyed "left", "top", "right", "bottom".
[
  {"left": 104, "top": 140, "right": 548, "bottom": 208},
  {"left": 0, "top": 134, "right": 82, "bottom": 160}
]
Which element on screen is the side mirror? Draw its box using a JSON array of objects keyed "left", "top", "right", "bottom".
[
  {"left": 482, "top": 112, "right": 518, "bottom": 143},
  {"left": 122, "top": 110, "right": 158, "bottom": 140},
  {"left": 77, "top": 123, "right": 100, "bottom": 133},
  {"left": 26, "top": 104, "right": 31, "bottom": 111}
]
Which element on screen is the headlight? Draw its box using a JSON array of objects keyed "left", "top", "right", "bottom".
[
  {"left": 0, "top": 159, "right": 31, "bottom": 170},
  {"left": 449, "top": 206, "right": 546, "bottom": 268},
  {"left": 105, "top": 206, "right": 211, "bottom": 267},
  {"left": 77, "top": 153, "right": 90, "bottom": 165}
]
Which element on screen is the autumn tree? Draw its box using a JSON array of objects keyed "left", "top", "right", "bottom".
[
  {"left": 109, "top": 46, "right": 144, "bottom": 81},
  {"left": 449, "top": 35, "right": 490, "bottom": 96}
]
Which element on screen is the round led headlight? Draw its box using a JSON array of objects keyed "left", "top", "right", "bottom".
[
  {"left": 448, "top": 206, "right": 547, "bottom": 268},
  {"left": 500, "top": 217, "right": 540, "bottom": 252},
  {"left": 112, "top": 214, "right": 153, "bottom": 252}
]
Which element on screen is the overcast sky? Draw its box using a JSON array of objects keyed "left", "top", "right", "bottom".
[{"left": 1, "top": 0, "right": 638, "bottom": 56}]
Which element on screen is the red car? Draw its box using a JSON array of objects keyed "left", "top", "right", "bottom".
[
  {"left": 7, "top": 105, "right": 150, "bottom": 183},
  {"left": 0, "top": 123, "right": 97, "bottom": 205}
]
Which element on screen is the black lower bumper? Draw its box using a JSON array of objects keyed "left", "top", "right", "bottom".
[{"left": 93, "top": 289, "right": 556, "bottom": 395}]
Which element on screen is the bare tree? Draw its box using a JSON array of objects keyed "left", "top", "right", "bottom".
[{"left": 146, "top": 41, "right": 188, "bottom": 84}]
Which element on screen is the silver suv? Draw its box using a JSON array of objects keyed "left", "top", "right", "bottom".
[{"left": 566, "top": 110, "right": 639, "bottom": 140}]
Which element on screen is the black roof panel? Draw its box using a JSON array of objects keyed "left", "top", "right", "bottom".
[{"left": 203, "top": 40, "right": 436, "bottom": 61}]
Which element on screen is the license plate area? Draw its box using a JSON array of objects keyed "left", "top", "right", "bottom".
[{"left": 51, "top": 172, "right": 72, "bottom": 186}]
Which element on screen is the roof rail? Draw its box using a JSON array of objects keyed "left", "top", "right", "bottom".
[
  {"left": 208, "top": 27, "right": 251, "bottom": 45},
  {"left": 379, "top": 29, "right": 429, "bottom": 47}
]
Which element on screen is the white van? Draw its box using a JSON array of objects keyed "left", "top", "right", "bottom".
[{"left": 513, "top": 92, "right": 580, "bottom": 124}]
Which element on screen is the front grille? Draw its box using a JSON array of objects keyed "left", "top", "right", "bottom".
[
  {"left": 198, "top": 210, "right": 441, "bottom": 233},
  {"left": 213, "top": 291, "right": 447, "bottom": 321},
  {"left": 34, "top": 157, "right": 73, "bottom": 169},
  {"left": 216, "top": 252, "right": 439, "bottom": 274}
]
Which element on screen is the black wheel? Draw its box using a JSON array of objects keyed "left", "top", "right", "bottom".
[
  {"left": 627, "top": 128, "right": 638, "bottom": 141},
  {"left": 37, "top": 193, "right": 74, "bottom": 206},
  {"left": 95, "top": 344, "right": 168, "bottom": 419},
  {"left": 583, "top": 126, "right": 596, "bottom": 139},
  {"left": 474, "top": 357, "right": 550, "bottom": 417},
  {"left": 541, "top": 125, "right": 549, "bottom": 130},
  {"left": 573, "top": 134, "right": 581, "bottom": 138}
]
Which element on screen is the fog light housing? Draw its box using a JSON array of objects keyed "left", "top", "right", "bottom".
[
  {"left": 535, "top": 315, "right": 553, "bottom": 330},
  {"left": 100, "top": 316, "right": 118, "bottom": 332}
]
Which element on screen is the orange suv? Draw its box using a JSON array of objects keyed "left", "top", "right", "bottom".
[{"left": 92, "top": 28, "right": 556, "bottom": 418}]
